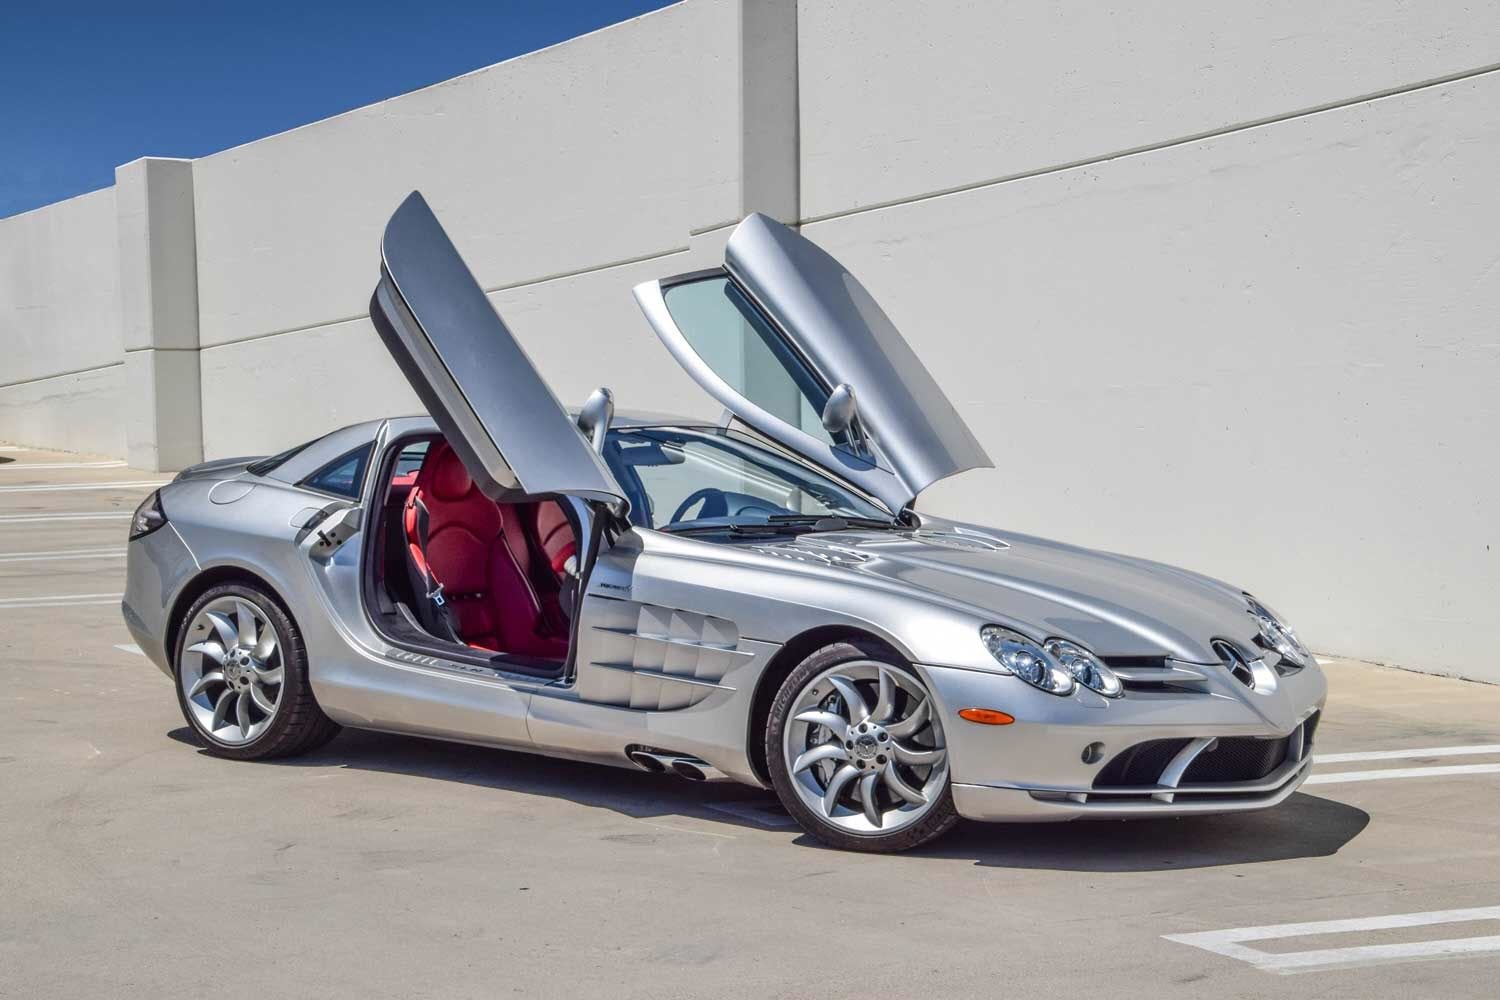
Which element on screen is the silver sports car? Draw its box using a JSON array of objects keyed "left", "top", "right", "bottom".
[{"left": 123, "top": 192, "right": 1325, "bottom": 852}]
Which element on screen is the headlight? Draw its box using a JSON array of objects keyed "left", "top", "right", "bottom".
[
  {"left": 1245, "top": 595, "right": 1308, "bottom": 667},
  {"left": 130, "top": 490, "right": 167, "bottom": 540},
  {"left": 980, "top": 626, "right": 1075, "bottom": 695},
  {"left": 1044, "top": 638, "right": 1123, "bottom": 697}
]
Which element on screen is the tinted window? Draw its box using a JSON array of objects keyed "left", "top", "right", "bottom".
[
  {"left": 301, "top": 444, "right": 372, "bottom": 499},
  {"left": 662, "top": 276, "right": 833, "bottom": 444}
]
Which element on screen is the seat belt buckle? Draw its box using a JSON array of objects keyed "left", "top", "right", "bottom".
[{"left": 427, "top": 582, "right": 446, "bottom": 608}]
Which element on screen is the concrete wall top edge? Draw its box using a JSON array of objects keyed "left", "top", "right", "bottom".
[
  {"left": 797, "top": 0, "right": 1500, "bottom": 219},
  {"left": 191, "top": 0, "right": 740, "bottom": 350}
]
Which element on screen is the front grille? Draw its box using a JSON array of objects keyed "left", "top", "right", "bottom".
[
  {"left": 1302, "top": 710, "right": 1321, "bottom": 753},
  {"left": 1093, "top": 739, "right": 1192, "bottom": 788},
  {"left": 1182, "top": 735, "right": 1289, "bottom": 783}
]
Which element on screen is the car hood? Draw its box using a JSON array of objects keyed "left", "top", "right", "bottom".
[{"left": 748, "top": 521, "right": 1261, "bottom": 664}]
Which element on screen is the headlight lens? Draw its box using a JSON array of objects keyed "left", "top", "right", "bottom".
[
  {"left": 980, "top": 626, "right": 1075, "bottom": 695},
  {"left": 1245, "top": 595, "right": 1308, "bottom": 667},
  {"left": 130, "top": 490, "right": 167, "bottom": 540},
  {"left": 1044, "top": 639, "right": 1123, "bottom": 697}
]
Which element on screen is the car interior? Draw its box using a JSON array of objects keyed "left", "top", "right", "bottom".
[{"left": 365, "top": 435, "right": 581, "bottom": 675}]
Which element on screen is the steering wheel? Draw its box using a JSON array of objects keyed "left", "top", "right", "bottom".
[{"left": 670, "top": 487, "right": 729, "bottom": 525}]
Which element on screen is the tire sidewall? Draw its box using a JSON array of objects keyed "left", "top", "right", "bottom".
[
  {"left": 172, "top": 582, "right": 308, "bottom": 759},
  {"left": 765, "top": 640, "right": 958, "bottom": 852}
]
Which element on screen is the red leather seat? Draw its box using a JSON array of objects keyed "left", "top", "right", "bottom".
[{"left": 403, "top": 442, "right": 572, "bottom": 660}]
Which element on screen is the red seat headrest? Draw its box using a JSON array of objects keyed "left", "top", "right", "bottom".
[{"left": 424, "top": 443, "right": 474, "bottom": 501}]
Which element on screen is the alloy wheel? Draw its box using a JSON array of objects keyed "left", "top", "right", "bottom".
[
  {"left": 782, "top": 660, "right": 948, "bottom": 835},
  {"left": 178, "top": 595, "right": 284, "bottom": 746}
]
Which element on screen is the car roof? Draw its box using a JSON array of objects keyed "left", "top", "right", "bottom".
[{"left": 385, "top": 409, "right": 715, "bottom": 434}]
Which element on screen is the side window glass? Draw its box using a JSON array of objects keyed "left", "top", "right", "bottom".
[
  {"left": 393, "top": 441, "right": 430, "bottom": 480},
  {"left": 662, "top": 276, "right": 834, "bottom": 444},
  {"left": 301, "top": 444, "right": 373, "bottom": 499}
]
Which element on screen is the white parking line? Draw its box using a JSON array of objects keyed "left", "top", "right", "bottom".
[
  {"left": 0, "top": 593, "right": 122, "bottom": 609},
  {"left": 0, "top": 548, "right": 126, "bottom": 563},
  {"left": 1165, "top": 905, "right": 1500, "bottom": 974},
  {"left": 0, "top": 512, "right": 132, "bottom": 524},
  {"left": 0, "top": 480, "right": 167, "bottom": 494},
  {"left": 113, "top": 643, "right": 144, "bottom": 656},
  {"left": 1307, "top": 763, "right": 1500, "bottom": 785},
  {"left": 0, "top": 460, "right": 127, "bottom": 471},
  {"left": 1316, "top": 744, "right": 1500, "bottom": 764}
]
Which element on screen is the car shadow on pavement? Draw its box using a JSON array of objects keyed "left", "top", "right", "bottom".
[
  {"left": 167, "top": 725, "right": 795, "bottom": 833},
  {"left": 168, "top": 726, "right": 1369, "bottom": 867},
  {"left": 917, "top": 792, "right": 1370, "bottom": 871}
]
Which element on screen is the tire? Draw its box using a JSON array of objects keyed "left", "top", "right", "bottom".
[
  {"left": 766, "top": 639, "right": 959, "bottom": 852},
  {"left": 172, "top": 582, "right": 340, "bottom": 760}
]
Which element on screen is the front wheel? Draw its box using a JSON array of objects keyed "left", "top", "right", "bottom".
[
  {"left": 766, "top": 641, "right": 958, "bottom": 852},
  {"left": 173, "top": 582, "right": 339, "bottom": 760}
]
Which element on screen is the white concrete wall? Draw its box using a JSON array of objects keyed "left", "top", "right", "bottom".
[
  {"left": 191, "top": 0, "right": 740, "bottom": 457},
  {"left": 1, "top": 0, "right": 1496, "bottom": 679},
  {"left": 0, "top": 188, "right": 125, "bottom": 456}
]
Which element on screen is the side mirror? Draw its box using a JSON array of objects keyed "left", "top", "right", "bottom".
[
  {"left": 577, "top": 387, "right": 614, "bottom": 453},
  {"left": 821, "top": 383, "right": 859, "bottom": 434},
  {"left": 821, "top": 383, "right": 869, "bottom": 455}
]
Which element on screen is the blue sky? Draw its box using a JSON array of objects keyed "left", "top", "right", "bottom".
[{"left": 0, "top": 1, "right": 674, "bottom": 218}]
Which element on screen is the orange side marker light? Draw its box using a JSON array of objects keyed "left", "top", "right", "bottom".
[{"left": 957, "top": 708, "right": 1015, "bottom": 726}]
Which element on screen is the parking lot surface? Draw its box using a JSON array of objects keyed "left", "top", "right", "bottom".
[{"left": 1, "top": 446, "right": 1497, "bottom": 999}]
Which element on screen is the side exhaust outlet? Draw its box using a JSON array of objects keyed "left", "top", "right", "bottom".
[{"left": 626, "top": 746, "right": 729, "bottom": 782}]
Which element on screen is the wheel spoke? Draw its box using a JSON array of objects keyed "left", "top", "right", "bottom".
[
  {"left": 821, "top": 763, "right": 860, "bottom": 817},
  {"left": 252, "top": 628, "right": 277, "bottom": 663},
  {"left": 249, "top": 682, "right": 277, "bottom": 714},
  {"left": 882, "top": 761, "right": 928, "bottom": 806},
  {"left": 188, "top": 671, "right": 224, "bottom": 699},
  {"left": 186, "top": 640, "right": 226, "bottom": 665},
  {"left": 253, "top": 664, "right": 283, "bottom": 687},
  {"left": 884, "top": 697, "right": 929, "bottom": 738},
  {"left": 827, "top": 674, "right": 870, "bottom": 723},
  {"left": 784, "top": 659, "right": 948, "bottom": 838},
  {"left": 858, "top": 772, "right": 881, "bottom": 827},
  {"left": 234, "top": 601, "right": 259, "bottom": 648},
  {"left": 210, "top": 689, "right": 234, "bottom": 730},
  {"left": 792, "top": 743, "right": 847, "bottom": 774},
  {"left": 204, "top": 611, "right": 238, "bottom": 652},
  {"left": 793, "top": 710, "right": 849, "bottom": 741},
  {"left": 892, "top": 742, "right": 946, "bottom": 768},
  {"left": 235, "top": 690, "right": 252, "bottom": 735},
  {"left": 870, "top": 667, "right": 896, "bottom": 724}
]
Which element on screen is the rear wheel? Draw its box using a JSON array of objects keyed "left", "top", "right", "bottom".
[
  {"left": 766, "top": 640, "right": 958, "bottom": 852},
  {"left": 173, "top": 582, "right": 339, "bottom": 760}
]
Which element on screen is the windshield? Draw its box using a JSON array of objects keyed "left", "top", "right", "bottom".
[{"left": 602, "top": 426, "right": 890, "bottom": 533}]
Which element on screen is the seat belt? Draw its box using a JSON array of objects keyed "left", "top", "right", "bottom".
[
  {"left": 517, "top": 502, "right": 571, "bottom": 634},
  {"left": 411, "top": 496, "right": 463, "bottom": 644}
]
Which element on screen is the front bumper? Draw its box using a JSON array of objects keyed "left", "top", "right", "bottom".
[
  {"left": 122, "top": 522, "right": 199, "bottom": 678},
  {"left": 916, "top": 657, "right": 1326, "bottom": 823},
  {"left": 953, "top": 752, "right": 1312, "bottom": 822}
]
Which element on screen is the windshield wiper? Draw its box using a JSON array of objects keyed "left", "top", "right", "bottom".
[
  {"left": 663, "top": 514, "right": 898, "bottom": 537},
  {"left": 763, "top": 514, "right": 900, "bottom": 530}
]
